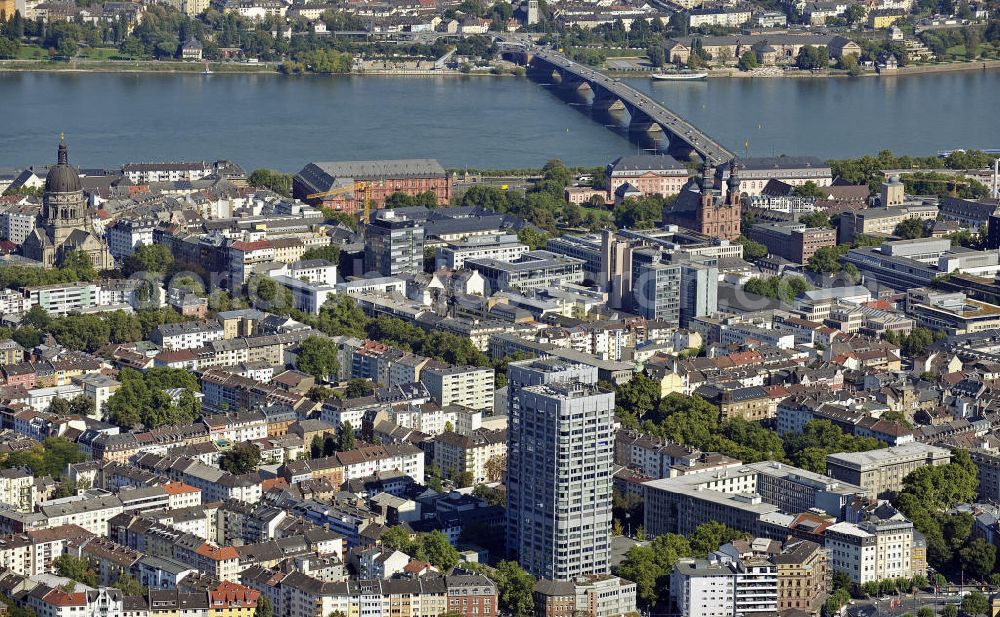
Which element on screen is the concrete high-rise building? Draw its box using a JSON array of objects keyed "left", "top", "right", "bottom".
[
  {"left": 630, "top": 248, "right": 680, "bottom": 323},
  {"left": 680, "top": 259, "right": 718, "bottom": 327},
  {"left": 630, "top": 250, "right": 717, "bottom": 326},
  {"left": 506, "top": 359, "right": 613, "bottom": 580},
  {"left": 364, "top": 209, "right": 425, "bottom": 277}
]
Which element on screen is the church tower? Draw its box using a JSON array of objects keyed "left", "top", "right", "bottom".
[
  {"left": 695, "top": 159, "right": 741, "bottom": 241},
  {"left": 725, "top": 158, "right": 742, "bottom": 206},
  {"left": 43, "top": 136, "right": 89, "bottom": 247},
  {"left": 22, "top": 137, "right": 112, "bottom": 270}
]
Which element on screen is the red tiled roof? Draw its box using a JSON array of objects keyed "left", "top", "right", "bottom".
[
  {"left": 42, "top": 589, "right": 87, "bottom": 607},
  {"left": 196, "top": 543, "right": 240, "bottom": 561},
  {"left": 163, "top": 481, "right": 200, "bottom": 495}
]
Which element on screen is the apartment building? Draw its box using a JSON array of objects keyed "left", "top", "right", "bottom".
[
  {"left": 825, "top": 505, "right": 918, "bottom": 584},
  {"left": 420, "top": 365, "right": 494, "bottom": 411},
  {"left": 670, "top": 552, "right": 778, "bottom": 617},
  {"left": 694, "top": 384, "right": 774, "bottom": 422},
  {"left": 533, "top": 576, "right": 637, "bottom": 617},
  {"left": 968, "top": 451, "right": 1000, "bottom": 503},
  {"left": 122, "top": 161, "right": 217, "bottom": 183},
  {"left": 105, "top": 217, "right": 156, "bottom": 264},
  {"left": 38, "top": 493, "right": 125, "bottom": 535},
  {"left": 1, "top": 205, "right": 39, "bottom": 244},
  {"left": 241, "top": 570, "right": 494, "bottom": 617},
  {"left": 151, "top": 320, "right": 225, "bottom": 351},
  {"left": 644, "top": 462, "right": 864, "bottom": 537},
  {"left": 825, "top": 444, "right": 951, "bottom": 499},
  {"left": 335, "top": 443, "right": 425, "bottom": 484},
  {"left": 436, "top": 234, "right": 528, "bottom": 270},
  {"left": 432, "top": 429, "right": 506, "bottom": 484},
  {"left": 507, "top": 358, "right": 613, "bottom": 580},
  {"left": 0, "top": 468, "right": 36, "bottom": 512},
  {"left": 774, "top": 539, "right": 829, "bottom": 615},
  {"left": 25, "top": 282, "right": 100, "bottom": 317},
  {"left": 466, "top": 250, "right": 585, "bottom": 293}
]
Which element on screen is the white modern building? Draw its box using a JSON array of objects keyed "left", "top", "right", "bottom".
[{"left": 436, "top": 234, "right": 528, "bottom": 270}]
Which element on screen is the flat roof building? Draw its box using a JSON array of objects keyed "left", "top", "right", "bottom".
[{"left": 825, "top": 444, "right": 951, "bottom": 499}]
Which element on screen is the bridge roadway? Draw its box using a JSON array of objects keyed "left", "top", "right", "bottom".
[{"left": 517, "top": 46, "right": 735, "bottom": 165}]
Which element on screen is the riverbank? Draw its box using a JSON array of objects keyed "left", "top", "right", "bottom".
[
  {"left": 0, "top": 58, "right": 512, "bottom": 76},
  {"left": 5, "top": 55, "right": 1000, "bottom": 78},
  {"left": 706, "top": 58, "right": 1000, "bottom": 78},
  {"left": 0, "top": 58, "right": 280, "bottom": 73}
]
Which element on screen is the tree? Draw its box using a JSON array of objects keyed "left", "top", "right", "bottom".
[
  {"left": 255, "top": 596, "right": 273, "bottom": 617},
  {"left": 413, "top": 531, "right": 460, "bottom": 571},
  {"left": 614, "top": 372, "right": 661, "bottom": 426},
  {"left": 47, "top": 396, "right": 70, "bottom": 416},
  {"left": 54, "top": 478, "right": 77, "bottom": 498},
  {"left": 313, "top": 295, "right": 368, "bottom": 338},
  {"left": 943, "top": 604, "right": 959, "bottom": 617},
  {"left": 689, "top": 521, "right": 745, "bottom": 555},
  {"left": 220, "top": 443, "right": 261, "bottom": 475},
  {"left": 840, "top": 53, "right": 862, "bottom": 76},
  {"left": 337, "top": 421, "right": 357, "bottom": 452},
  {"left": 647, "top": 43, "right": 665, "bottom": 67},
  {"left": 310, "top": 435, "right": 323, "bottom": 459},
  {"left": 616, "top": 532, "right": 692, "bottom": 607},
  {"left": 796, "top": 45, "right": 829, "bottom": 70},
  {"left": 737, "top": 236, "right": 768, "bottom": 260},
  {"left": 738, "top": 50, "right": 758, "bottom": 70},
  {"left": 380, "top": 526, "right": 414, "bottom": 552},
  {"left": 844, "top": 3, "right": 866, "bottom": 24},
  {"left": 793, "top": 182, "right": 826, "bottom": 199},
  {"left": 962, "top": 591, "right": 988, "bottom": 616},
  {"left": 493, "top": 561, "right": 535, "bottom": 617},
  {"left": 248, "top": 169, "right": 292, "bottom": 196},
  {"left": 69, "top": 395, "right": 95, "bottom": 417},
  {"left": 807, "top": 245, "right": 849, "bottom": 274},
  {"left": 959, "top": 538, "right": 996, "bottom": 580},
  {"left": 917, "top": 608, "right": 934, "bottom": 617},
  {"left": 894, "top": 217, "right": 927, "bottom": 240},
  {"left": 345, "top": 378, "right": 373, "bottom": 399},
  {"left": 743, "top": 275, "right": 812, "bottom": 303},
  {"left": 122, "top": 243, "right": 173, "bottom": 276},
  {"left": 53, "top": 555, "right": 98, "bottom": 587},
  {"left": 113, "top": 574, "right": 144, "bottom": 596},
  {"left": 296, "top": 336, "right": 341, "bottom": 382},
  {"left": 301, "top": 245, "right": 341, "bottom": 265},
  {"left": 455, "top": 471, "right": 474, "bottom": 488}
]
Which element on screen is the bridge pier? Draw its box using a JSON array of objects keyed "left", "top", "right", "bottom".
[
  {"left": 628, "top": 112, "right": 664, "bottom": 136},
  {"left": 592, "top": 95, "right": 626, "bottom": 112},
  {"left": 666, "top": 139, "right": 697, "bottom": 162},
  {"left": 556, "top": 72, "right": 592, "bottom": 94}
]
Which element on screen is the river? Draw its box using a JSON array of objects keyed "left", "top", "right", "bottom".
[{"left": 1, "top": 69, "right": 998, "bottom": 171}]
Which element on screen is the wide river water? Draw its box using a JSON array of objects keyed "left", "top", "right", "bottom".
[{"left": 1, "top": 69, "right": 998, "bottom": 171}]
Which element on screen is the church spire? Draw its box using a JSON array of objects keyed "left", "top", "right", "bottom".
[
  {"left": 725, "top": 158, "right": 741, "bottom": 206},
  {"left": 57, "top": 134, "right": 68, "bottom": 166},
  {"left": 700, "top": 161, "right": 713, "bottom": 196}
]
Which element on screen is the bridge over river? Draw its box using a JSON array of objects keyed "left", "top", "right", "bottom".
[{"left": 501, "top": 43, "right": 735, "bottom": 165}]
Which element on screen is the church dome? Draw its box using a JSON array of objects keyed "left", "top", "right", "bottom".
[{"left": 45, "top": 140, "right": 82, "bottom": 194}]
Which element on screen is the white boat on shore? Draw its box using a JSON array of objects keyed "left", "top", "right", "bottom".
[{"left": 651, "top": 71, "right": 708, "bottom": 81}]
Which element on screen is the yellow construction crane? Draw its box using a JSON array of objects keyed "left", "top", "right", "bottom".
[{"left": 306, "top": 181, "right": 373, "bottom": 223}]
